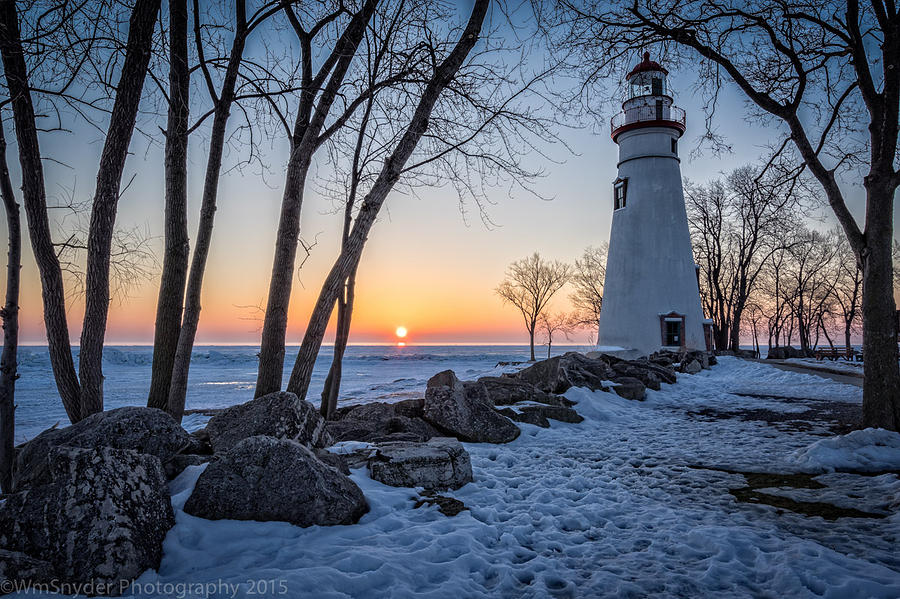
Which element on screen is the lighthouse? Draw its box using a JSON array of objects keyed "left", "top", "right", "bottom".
[{"left": 597, "top": 53, "right": 709, "bottom": 354}]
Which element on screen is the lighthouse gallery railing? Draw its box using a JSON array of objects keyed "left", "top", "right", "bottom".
[{"left": 610, "top": 105, "right": 686, "bottom": 135}]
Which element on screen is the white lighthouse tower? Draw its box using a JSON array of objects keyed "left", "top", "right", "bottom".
[{"left": 597, "top": 53, "right": 709, "bottom": 354}]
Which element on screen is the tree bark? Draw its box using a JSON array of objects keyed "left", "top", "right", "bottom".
[
  {"left": 166, "top": 1, "right": 247, "bottom": 423},
  {"left": 148, "top": 0, "right": 190, "bottom": 410},
  {"left": 0, "top": 121, "right": 20, "bottom": 493},
  {"left": 79, "top": 0, "right": 162, "bottom": 417},
  {"left": 0, "top": 2, "right": 81, "bottom": 422},
  {"left": 147, "top": 0, "right": 190, "bottom": 410},
  {"left": 860, "top": 180, "right": 900, "bottom": 430},
  {"left": 320, "top": 269, "right": 355, "bottom": 419},
  {"left": 254, "top": 0, "right": 379, "bottom": 398},
  {"left": 286, "top": 0, "right": 490, "bottom": 401}
]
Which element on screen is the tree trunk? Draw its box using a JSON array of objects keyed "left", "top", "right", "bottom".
[
  {"left": 254, "top": 0, "right": 380, "bottom": 398},
  {"left": 79, "top": 0, "right": 162, "bottom": 417},
  {"left": 148, "top": 0, "right": 190, "bottom": 410},
  {"left": 320, "top": 270, "right": 356, "bottom": 419},
  {"left": 860, "top": 182, "right": 900, "bottom": 430},
  {"left": 285, "top": 0, "right": 490, "bottom": 401},
  {"left": 0, "top": 2, "right": 81, "bottom": 422},
  {"left": 0, "top": 121, "right": 20, "bottom": 493},
  {"left": 729, "top": 303, "right": 745, "bottom": 351},
  {"left": 167, "top": 9, "right": 247, "bottom": 422},
  {"left": 254, "top": 151, "right": 313, "bottom": 397}
]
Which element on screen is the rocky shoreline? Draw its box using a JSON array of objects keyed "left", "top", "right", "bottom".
[{"left": 0, "top": 349, "right": 714, "bottom": 595}]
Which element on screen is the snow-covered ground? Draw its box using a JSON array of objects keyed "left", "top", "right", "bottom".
[
  {"left": 11, "top": 351, "right": 900, "bottom": 598},
  {"left": 784, "top": 357, "right": 864, "bottom": 375}
]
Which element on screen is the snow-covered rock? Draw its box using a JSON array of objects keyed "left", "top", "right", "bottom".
[
  {"left": 368, "top": 437, "right": 473, "bottom": 490},
  {"left": 423, "top": 370, "right": 520, "bottom": 443},
  {"left": 516, "top": 352, "right": 615, "bottom": 394},
  {"left": 682, "top": 359, "right": 702, "bottom": 374},
  {"left": 205, "top": 391, "right": 329, "bottom": 452},
  {"left": 611, "top": 377, "right": 646, "bottom": 401},
  {"left": 475, "top": 376, "right": 570, "bottom": 407},
  {"left": 326, "top": 401, "right": 440, "bottom": 444},
  {"left": 183, "top": 436, "right": 368, "bottom": 527},
  {"left": 0, "top": 446, "right": 174, "bottom": 596},
  {"left": 13, "top": 406, "right": 190, "bottom": 491},
  {"left": 792, "top": 428, "right": 900, "bottom": 473}
]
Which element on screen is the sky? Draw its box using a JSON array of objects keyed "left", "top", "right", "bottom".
[{"left": 2, "top": 1, "right": 890, "bottom": 347}]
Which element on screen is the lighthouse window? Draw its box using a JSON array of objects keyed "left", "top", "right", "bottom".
[
  {"left": 672, "top": 138, "right": 678, "bottom": 155},
  {"left": 665, "top": 321, "right": 682, "bottom": 346},
  {"left": 614, "top": 179, "right": 627, "bottom": 210},
  {"left": 651, "top": 77, "right": 663, "bottom": 95}
]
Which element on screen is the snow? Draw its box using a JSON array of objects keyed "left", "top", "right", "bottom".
[
  {"left": 792, "top": 429, "right": 900, "bottom": 473},
  {"left": 9, "top": 351, "right": 900, "bottom": 597},
  {"left": 784, "top": 358, "right": 864, "bottom": 376}
]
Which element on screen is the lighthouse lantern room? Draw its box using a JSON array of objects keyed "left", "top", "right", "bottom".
[{"left": 597, "top": 53, "right": 708, "bottom": 354}]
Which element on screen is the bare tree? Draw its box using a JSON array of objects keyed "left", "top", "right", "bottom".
[
  {"left": 832, "top": 230, "right": 863, "bottom": 353},
  {"left": 554, "top": 0, "right": 900, "bottom": 429},
  {"left": 165, "top": 0, "right": 285, "bottom": 422},
  {"left": 569, "top": 244, "right": 606, "bottom": 333},
  {"left": 283, "top": 0, "right": 531, "bottom": 402},
  {"left": 0, "top": 115, "right": 20, "bottom": 493},
  {"left": 497, "top": 253, "right": 571, "bottom": 361},
  {"left": 147, "top": 0, "right": 190, "bottom": 410},
  {"left": 253, "top": 0, "right": 381, "bottom": 398},
  {"left": 538, "top": 311, "right": 574, "bottom": 358},
  {"left": 1, "top": 0, "right": 162, "bottom": 421}
]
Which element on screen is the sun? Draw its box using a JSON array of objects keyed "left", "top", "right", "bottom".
[{"left": 395, "top": 326, "right": 408, "bottom": 338}]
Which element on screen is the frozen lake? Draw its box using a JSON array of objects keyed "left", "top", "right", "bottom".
[{"left": 14, "top": 344, "right": 591, "bottom": 442}]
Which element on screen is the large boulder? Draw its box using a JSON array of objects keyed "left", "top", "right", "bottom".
[
  {"left": 611, "top": 377, "right": 646, "bottom": 401},
  {"left": 325, "top": 402, "right": 440, "bottom": 444},
  {"left": 475, "top": 376, "right": 573, "bottom": 407},
  {"left": 423, "top": 371, "right": 520, "bottom": 444},
  {"left": 0, "top": 446, "right": 174, "bottom": 596},
  {"left": 516, "top": 352, "right": 615, "bottom": 394},
  {"left": 184, "top": 436, "right": 368, "bottom": 527},
  {"left": 613, "top": 359, "right": 676, "bottom": 386},
  {"left": 368, "top": 437, "right": 473, "bottom": 491},
  {"left": 14, "top": 406, "right": 191, "bottom": 491},
  {"left": 205, "top": 391, "right": 329, "bottom": 452}
]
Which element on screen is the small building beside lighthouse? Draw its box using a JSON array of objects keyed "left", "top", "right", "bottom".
[{"left": 597, "top": 53, "right": 710, "bottom": 354}]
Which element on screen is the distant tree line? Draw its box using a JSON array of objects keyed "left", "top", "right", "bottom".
[{"left": 686, "top": 164, "right": 869, "bottom": 358}]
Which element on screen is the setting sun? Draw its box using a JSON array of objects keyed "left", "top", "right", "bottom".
[{"left": 395, "top": 326, "right": 408, "bottom": 338}]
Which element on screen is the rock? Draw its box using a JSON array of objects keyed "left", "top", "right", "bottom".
[
  {"left": 314, "top": 449, "right": 351, "bottom": 475},
  {"left": 0, "top": 549, "right": 55, "bottom": 587},
  {"left": 516, "top": 352, "right": 615, "bottom": 394},
  {"left": 413, "top": 492, "right": 468, "bottom": 517},
  {"left": 392, "top": 397, "right": 426, "bottom": 418},
  {"left": 767, "top": 346, "right": 808, "bottom": 359},
  {"left": 521, "top": 404, "right": 584, "bottom": 423},
  {"left": 619, "top": 359, "right": 677, "bottom": 385},
  {"left": 205, "top": 391, "right": 329, "bottom": 452},
  {"left": 164, "top": 454, "right": 213, "bottom": 480},
  {"left": 14, "top": 406, "right": 191, "bottom": 491},
  {"left": 611, "top": 377, "right": 646, "bottom": 401},
  {"left": 368, "top": 437, "right": 473, "bottom": 491},
  {"left": 476, "top": 376, "right": 573, "bottom": 407},
  {"left": 184, "top": 436, "right": 368, "bottom": 527},
  {"left": 681, "top": 359, "right": 702, "bottom": 374},
  {"left": 0, "top": 446, "right": 174, "bottom": 596},
  {"left": 325, "top": 402, "right": 440, "bottom": 444},
  {"left": 497, "top": 407, "right": 549, "bottom": 428},
  {"left": 612, "top": 362, "right": 661, "bottom": 390},
  {"left": 182, "top": 428, "right": 213, "bottom": 455},
  {"left": 423, "top": 371, "right": 520, "bottom": 444}
]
